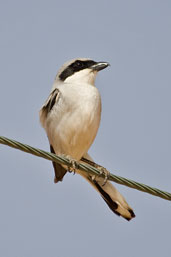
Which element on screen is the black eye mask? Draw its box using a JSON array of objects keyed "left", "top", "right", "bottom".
[{"left": 59, "top": 60, "right": 96, "bottom": 81}]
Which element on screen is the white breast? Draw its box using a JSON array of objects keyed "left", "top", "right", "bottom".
[{"left": 45, "top": 82, "right": 101, "bottom": 160}]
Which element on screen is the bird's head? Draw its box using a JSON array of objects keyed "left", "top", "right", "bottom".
[{"left": 55, "top": 58, "right": 110, "bottom": 85}]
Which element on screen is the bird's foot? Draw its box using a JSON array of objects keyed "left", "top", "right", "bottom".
[
  {"left": 68, "top": 159, "right": 77, "bottom": 175},
  {"left": 61, "top": 155, "right": 78, "bottom": 174},
  {"left": 98, "top": 167, "right": 110, "bottom": 186},
  {"left": 91, "top": 166, "right": 110, "bottom": 186}
]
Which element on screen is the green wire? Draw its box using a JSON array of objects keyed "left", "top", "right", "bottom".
[{"left": 0, "top": 135, "right": 171, "bottom": 201}]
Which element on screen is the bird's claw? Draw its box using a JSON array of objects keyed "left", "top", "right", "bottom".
[
  {"left": 67, "top": 157, "right": 77, "bottom": 175},
  {"left": 99, "top": 167, "right": 110, "bottom": 186},
  {"left": 91, "top": 166, "right": 110, "bottom": 186}
]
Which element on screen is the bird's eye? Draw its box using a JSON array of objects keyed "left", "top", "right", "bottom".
[
  {"left": 76, "top": 61, "right": 82, "bottom": 66},
  {"left": 73, "top": 61, "right": 83, "bottom": 68}
]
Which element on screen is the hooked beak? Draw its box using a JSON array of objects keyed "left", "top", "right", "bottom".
[{"left": 91, "top": 62, "right": 110, "bottom": 71}]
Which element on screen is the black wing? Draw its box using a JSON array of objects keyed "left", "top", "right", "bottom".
[
  {"left": 50, "top": 145, "right": 67, "bottom": 183},
  {"left": 41, "top": 88, "right": 60, "bottom": 118},
  {"left": 41, "top": 88, "right": 67, "bottom": 183}
]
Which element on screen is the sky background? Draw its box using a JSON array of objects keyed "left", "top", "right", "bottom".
[{"left": 0, "top": 1, "right": 171, "bottom": 257}]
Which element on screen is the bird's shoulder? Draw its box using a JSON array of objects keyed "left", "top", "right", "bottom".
[{"left": 39, "top": 87, "right": 60, "bottom": 126}]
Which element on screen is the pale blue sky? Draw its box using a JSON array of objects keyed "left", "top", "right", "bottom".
[{"left": 0, "top": 1, "right": 171, "bottom": 257}]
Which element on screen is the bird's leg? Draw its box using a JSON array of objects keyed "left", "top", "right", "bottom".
[
  {"left": 98, "top": 167, "right": 110, "bottom": 186},
  {"left": 81, "top": 157, "right": 110, "bottom": 186},
  {"left": 61, "top": 155, "right": 78, "bottom": 174},
  {"left": 81, "top": 158, "right": 110, "bottom": 186},
  {"left": 90, "top": 167, "right": 110, "bottom": 186},
  {"left": 68, "top": 159, "right": 77, "bottom": 174}
]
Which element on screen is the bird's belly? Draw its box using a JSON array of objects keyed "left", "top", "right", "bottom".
[
  {"left": 48, "top": 104, "right": 101, "bottom": 160},
  {"left": 45, "top": 83, "right": 101, "bottom": 160}
]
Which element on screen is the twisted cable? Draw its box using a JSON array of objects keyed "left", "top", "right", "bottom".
[{"left": 0, "top": 136, "right": 171, "bottom": 201}]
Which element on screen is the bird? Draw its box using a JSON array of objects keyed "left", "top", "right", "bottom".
[{"left": 39, "top": 58, "right": 135, "bottom": 221}]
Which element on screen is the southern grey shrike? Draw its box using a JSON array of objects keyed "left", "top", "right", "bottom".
[{"left": 39, "top": 58, "right": 135, "bottom": 221}]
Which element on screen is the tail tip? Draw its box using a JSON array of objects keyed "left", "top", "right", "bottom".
[{"left": 125, "top": 209, "right": 136, "bottom": 221}]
